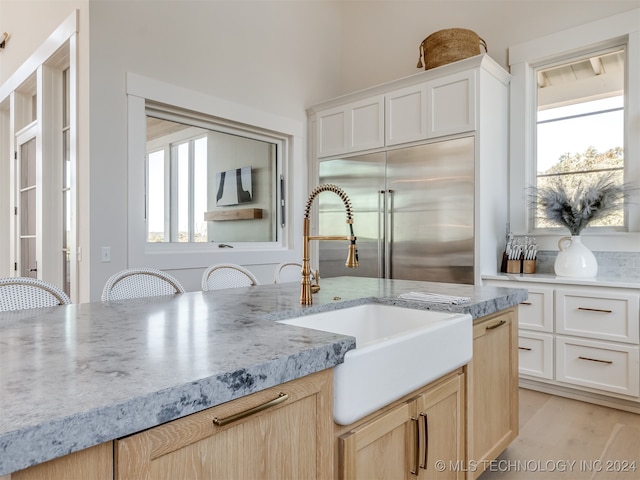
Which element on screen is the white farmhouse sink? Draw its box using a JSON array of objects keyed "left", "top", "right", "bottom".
[{"left": 278, "top": 304, "right": 472, "bottom": 425}]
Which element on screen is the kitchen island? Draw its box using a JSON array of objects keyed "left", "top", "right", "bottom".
[{"left": 0, "top": 276, "right": 527, "bottom": 476}]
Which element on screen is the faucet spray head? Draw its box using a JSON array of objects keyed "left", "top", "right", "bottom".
[{"left": 346, "top": 241, "right": 359, "bottom": 268}]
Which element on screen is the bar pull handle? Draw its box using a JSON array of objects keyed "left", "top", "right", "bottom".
[
  {"left": 213, "top": 392, "right": 288, "bottom": 426},
  {"left": 578, "top": 356, "right": 613, "bottom": 365},
  {"left": 486, "top": 319, "right": 506, "bottom": 330},
  {"left": 420, "top": 413, "right": 428, "bottom": 470},
  {"left": 410, "top": 417, "right": 420, "bottom": 475},
  {"left": 519, "top": 346, "right": 532, "bottom": 351},
  {"left": 578, "top": 307, "right": 613, "bottom": 313},
  {"left": 520, "top": 301, "right": 532, "bottom": 305}
]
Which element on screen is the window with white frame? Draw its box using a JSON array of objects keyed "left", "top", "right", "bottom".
[
  {"left": 534, "top": 46, "right": 625, "bottom": 230},
  {"left": 508, "top": 9, "right": 640, "bottom": 251}
]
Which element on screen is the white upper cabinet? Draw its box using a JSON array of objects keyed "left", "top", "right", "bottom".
[
  {"left": 316, "top": 96, "right": 384, "bottom": 158},
  {"left": 311, "top": 54, "right": 505, "bottom": 159},
  {"left": 426, "top": 69, "right": 476, "bottom": 138},
  {"left": 385, "top": 83, "right": 428, "bottom": 146}
]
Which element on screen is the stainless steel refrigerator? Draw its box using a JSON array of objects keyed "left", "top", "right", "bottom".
[{"left": 317, "top": 136, "right": 475, "bottom": 284}]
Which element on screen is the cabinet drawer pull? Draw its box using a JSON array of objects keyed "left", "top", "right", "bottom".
[
  {"left": 213, "top": 392, "right": 288, "bottom": 426},
  {"left": 520, "top": 302, "right": 532, "bottom": 305},
  {"left": 486, "top": 320, "right": 507, "bottom": 330},
  {"left": 410, "top": 417, "right": 419, "bottom": 475},
  {"left": 577, "top": 307, "right": 613, "bottom": 313},
  {"left": 518, "top": 346, "right": 532, "bottom": 351},
  {"left": 420, "top": 413, "right": 429, "bottom": 470},
  {"left": 578, "top": 356, "right": 613, "bottom": 365}
]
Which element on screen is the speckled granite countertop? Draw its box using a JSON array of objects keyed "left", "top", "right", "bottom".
[{"left": 0, "top": 276, "right": 526, "bottom": 475}]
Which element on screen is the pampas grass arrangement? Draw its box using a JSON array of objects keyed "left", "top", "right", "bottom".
[{"left": 531, "top": 175, "right": 631, "bottom": 235}]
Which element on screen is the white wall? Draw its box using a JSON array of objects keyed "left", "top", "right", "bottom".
[
  {"left": 86, "top": 0, "right": 344, "bottom": 299},
  {"left": 1, "top": 0, "right": 638, "bottom": 300},
  {"left": 338, "top": 1, "right": 640, "bottom": 95}
]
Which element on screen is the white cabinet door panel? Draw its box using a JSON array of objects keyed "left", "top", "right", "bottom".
[
  {"left": 385, "top": 83, "right": 427, "bottom": 146},
  {"left": 426, "top": 70, "right": 476, "bottom": 138},
  {"left": 556, "top": 336, "right": 639, "bottom": 397}
]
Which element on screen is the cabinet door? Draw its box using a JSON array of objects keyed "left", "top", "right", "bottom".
[
  {"left": 316, "top": 97, "right": 384, "bottom": 158},
  {"left": 426, "top": 70, "right": 476, "bottom": 138},
  {"left": 415, "top": 374, "right": 465, "bottom": 480},
  {"left": 115, "top": 369, "right": 333, "bottom": 480},
  {"left": 556, "top": 335, "right": 640, "bottom": 397},
  {"left": 555, "top": 289, "right": 639, "bottom": 344},
  {"left": 7, "top": 443, "right": 113, "bottom": 480},
  {"left": 386, "top": 83, "right": 428, "bottom": 146},
  {"left": 518, "top": 287, "right": 553, "bottom": 332},
  {"left": 519, "top": 331, "right": 554, "bottom": 379},
  {"left": 339, "top": 402, "right": 413, "bottom": 480},
  {"left": 467, "top": 309, "right": 518, "bottom": 480}
]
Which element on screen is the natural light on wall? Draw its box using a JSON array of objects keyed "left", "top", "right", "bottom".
[{"left": 535, "top": 47, "right": 625, "bottom": 230}]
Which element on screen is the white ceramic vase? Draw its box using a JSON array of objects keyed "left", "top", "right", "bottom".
[{"left": 554, "top": 236, "right": 598, "bottom": 278}]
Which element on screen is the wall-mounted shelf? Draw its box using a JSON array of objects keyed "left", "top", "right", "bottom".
[{"left": 204, "top": 208, "right": 263, "bottom": 221}]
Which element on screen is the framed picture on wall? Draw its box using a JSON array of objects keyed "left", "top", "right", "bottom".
[{"left": 216, "top": 166, "right": 253, "bottom": 206}]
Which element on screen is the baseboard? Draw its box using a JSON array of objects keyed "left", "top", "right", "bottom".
[{"left": 519, "top": 378, "right": 640, "bottom": 414}]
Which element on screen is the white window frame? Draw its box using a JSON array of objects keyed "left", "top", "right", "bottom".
[
  {"left": 508, "top": 9, "right": 640, "bottom": 252},
  {"left": 127, "top": 73, "right": 304, "bottom": 270}
]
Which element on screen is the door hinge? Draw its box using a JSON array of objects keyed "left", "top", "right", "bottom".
[
  {"left": 14, "top": 151, "right": 17, "bottom": 160},
  {"left": 14, "top": 206, "right": 17, "bottom": 215}
]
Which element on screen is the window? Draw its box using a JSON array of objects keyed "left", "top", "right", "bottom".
[
  {"left": 508, "top": 9, "right": 640, "bottom": 251},
  {"left": 145, "top": 107, "right": 281, "bottom": 245},
  {"left": 534, "top": 47, "right": 625, "bottom": 230}
]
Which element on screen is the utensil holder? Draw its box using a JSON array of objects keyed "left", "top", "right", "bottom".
[
  {"left": 522, "top": 259, "right": 536, "bottom": 274},
  {"left": 506, "top": 259, "right": 522, "bottom": 274}
]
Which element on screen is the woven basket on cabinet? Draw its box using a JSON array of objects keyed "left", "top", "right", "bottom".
[{"left": 417, "top": 28, "right": 487, "bottom": 70}]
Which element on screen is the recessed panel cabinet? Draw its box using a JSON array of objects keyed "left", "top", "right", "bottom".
[
  {"left": 316, "top": 96, "right": 384, "bottom": 158},
  {"left": 466, "top": 308, "right": 519, "bottom": 480},
  {"left": 338, "top": 372, "right": 465, "bottom": 480},
  {"left": 312, "top": 54, "right": 505, "bottom": 160},
  {"left": 115, "top": 369, "right": 333, "bottom": 480},
  {"left": 484, "top": 277, "right": 640, "bottom": 412}
]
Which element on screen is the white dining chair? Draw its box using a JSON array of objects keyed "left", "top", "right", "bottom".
[
  {"left": 0, "top": 277, "right": 71, "bottom": 311},
  {"left": 274, "top": 262, "right": 318, "bottom": 284},
  {"left": 201, "top": 263, "right": 259, "bottom": 291},
  {"left": 101, "top": 268, "right": 185, "bottom": 301}
]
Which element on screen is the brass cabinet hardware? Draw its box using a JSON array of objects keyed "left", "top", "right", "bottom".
[
  {"left": 421, "top": 413, "right": 429, "bottom": 470},
  {"left": 417, "top": 413, "right": 427, "bottom": 470},
  {"left": 410, "top": 417, "right": 419, "bottom": 475},
  {"left": 520, "top": 301, "right": 532, "bottom": 305},
  {"left": 577, "top": 307, "right": 613, "bottom": 313},
  {"left": 518, "top": 346, "right": 532, "bottom": 351},
  {"left": 213, "top": 392, "right": 288, "bottom": 426},
  {"left": 578, "top": 356, "right": 613, "bottom": 365},
  {"left": 486, "top": 319, "right": 507, "bottom": 330}
]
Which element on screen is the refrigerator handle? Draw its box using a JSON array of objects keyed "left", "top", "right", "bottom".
[
  {"left": 386, "top": 189, "right": 394, "bottom": 279},
  {"left": 378, "top": 190, "right": 386, "bottom": 278}
]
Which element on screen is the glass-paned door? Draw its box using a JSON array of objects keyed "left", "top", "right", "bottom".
[{"left": 19, "top": 137, "right": 37, "bottom": 278}]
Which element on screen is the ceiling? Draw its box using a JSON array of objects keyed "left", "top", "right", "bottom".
[{"left": 537, "top": 49, "right": 625, "bottom": 109}]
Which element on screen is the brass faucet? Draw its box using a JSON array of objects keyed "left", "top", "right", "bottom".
[{"left": 301, "top": 184, "right": 358, "bottom": 305}]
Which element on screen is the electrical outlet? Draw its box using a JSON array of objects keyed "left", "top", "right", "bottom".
[{"left": 101, "top": 247, "right": 111, "bottom": 263}]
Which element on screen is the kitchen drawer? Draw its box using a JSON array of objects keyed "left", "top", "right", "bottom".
[
  {"left": 556, "top": 336, "right": 640, "bottom": 397},
  {"left": 556, "top": 289, "right": 639, "bottom": 344},
  {"left": 518, "top": 331, "right": 553, "bottom": 379},
  {"left": 518, "top": 287, "right": 553, "bottom": 332}
]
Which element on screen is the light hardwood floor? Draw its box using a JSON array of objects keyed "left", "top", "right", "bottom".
[{"left": 479, "top": 388, "right": 640, "bottom": 480}]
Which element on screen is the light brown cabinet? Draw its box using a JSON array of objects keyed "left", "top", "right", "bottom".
[
  {"left": 337, "top": 371, "right": 465, "bottom": 480},
  {"left": 3, "top": 442, "right": 112, "bottom": 480},
  {"left": 115, "top": 369, "right": 334, "bottom": 480},
  {"left": 466, "top": 308, "right": 519, "bottom": 479}
]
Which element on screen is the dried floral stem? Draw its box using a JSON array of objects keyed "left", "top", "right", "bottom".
[{"left": 530, "top": 175, "right": 632, "bottom": 235}]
